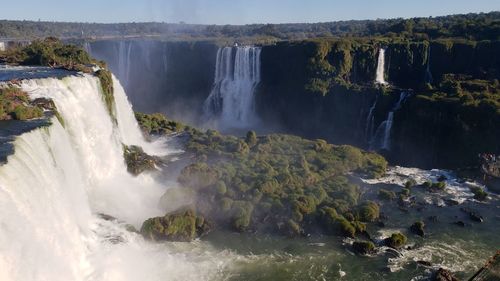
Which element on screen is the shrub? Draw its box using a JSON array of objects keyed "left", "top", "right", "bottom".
[
  {"left": 385, "top": 232, "right": 407, "bottom": 248},
  {"left": 378, "top": 189, "right": 397, "bottom": 200},
  {"left": 357, "top": 201, "right": 380, "bottom": 222}
]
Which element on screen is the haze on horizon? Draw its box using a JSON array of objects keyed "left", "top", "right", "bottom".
[{"left": 1, "top": 0, "right": 499, "bottom": 25}]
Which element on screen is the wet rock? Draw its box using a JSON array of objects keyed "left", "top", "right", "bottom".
[
  {"left": 410, "top": 221, "right": 425, "bottom": 237},
  {"left": 383, "top": 232, "right": 407, "bottom": 249},
  {"left": 461, "top": 207, "right": 484, "bottom": 223},
  {"left": 444, "top": 198, "right": 460, "bottom": 206},
  {"left": 432, "top": 268, "right": 459, "bottom": 281},
  {"left": 124, "top": 145, "right": 161, "bottom": 175},
  {"left": 453, "top": 221, "right": 467, "bottom": 227},
  {"left": 417, "top": 260, "right": 433, "bottom": 267},
  {"left": 437, "top": 175, "right": 448, "bottom": 182}
]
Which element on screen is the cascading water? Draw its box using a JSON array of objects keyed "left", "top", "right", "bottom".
[
  {"left": 425, "top": 46, "right": 433, "bottom": 84},
  {"left": 375, "top": 48, "right": 388, "bottom": 85},
  {"left": 116, "top": 42, "right": 133, "bottom": 89},
  {"left": 365, "top": 95, "right": 378, "bottom": 141},
  {"left": 0, "top": 74, "right": 233, "bottom": 280},
  {"left": 370, "top": 92, "right": 409, "bottom": 151},
  {"left": 0, "top": 41, "right": 6, "bottom": 52},
  {"left": 203, "top": 46, "right": 261, "bottom": 129}
]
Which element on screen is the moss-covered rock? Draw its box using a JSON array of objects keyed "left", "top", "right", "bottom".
[
  {"left": 352, "top": 241, "right": 376, "bottom": 255},
  {"left": 123, "top": 145, "right": 159, "bottom": 175},
  {"left": 410, "top": 221, "right": 425, "bottom": 237},
  {"left": 384, "top": 232, "right": 408, "bottom": 248},
  {"left": 0, "top": 86, "right": 44, "bottom": 121},
  {"left": 140, "top": 209, "right": 211, "bottom": 242}
]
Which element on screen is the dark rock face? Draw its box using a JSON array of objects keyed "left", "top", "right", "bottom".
[
  {"left": 410, "top": 221, "right": 425, "bottom": 237},
  {"left": 461, "top": 208, "right": 484, "bottom": 223}
]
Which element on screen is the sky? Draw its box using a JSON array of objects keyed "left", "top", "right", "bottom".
[{"left": 1, "top": 0, "right": 499, "bottom": 25}]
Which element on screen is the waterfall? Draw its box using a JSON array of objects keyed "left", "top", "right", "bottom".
[
  {"left": 203, "top": 46, "right": 261, "bottom": 129},
  {"left": 375, "top": 48, "right": 388, "bottom": 85},
  {"left": 365, "top": 95, "right": 378, "bottom": 141},
  {"left": 370, "top": 92, "right": 409, "bottom": 151},
  {"left": 0, "top": 42, "right": 6, "bottom": 52},
  {"left": 116, "top": 41, "right": 133, "bottom": 89},
  {"left": 425, "top": 46, "right": 433, "bottom": 84},
  {"left": 83, "top": 42, "right": 91, "bottom": 54},
  {"left": 0, "top": 74, "right": 232, "bottom": 280}
]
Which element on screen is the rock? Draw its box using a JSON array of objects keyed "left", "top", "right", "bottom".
[
  {"left": 444, "top": 198, "right": 460, "bottom": 206},
  {"left": 453, "top": 221, "right": 466, "bottom": 227},
  {"left": 417, "top": 260, "right": 433, "bottom": 267},
  {"left": 432, "top": 268, "right": 459, "bottom": 281},
  {"left": 124, "top": 145, "right": 160, "bottom": 175},
  {"left": 410, "top": 221, "right": 425, "bottom": 237},
  {"left": 140, "top": 209, "right": 212, "bottom": 242},
  {"left": 352, "top": 241, "right": 376, "bottom": 255},
  {"left": 461, "top": 207, "right": 484, "bottom": 223},
  {"left": 383, "top": 232, "right": 408, "bottom": 249}
]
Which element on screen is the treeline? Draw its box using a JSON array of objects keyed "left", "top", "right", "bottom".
[{"left": 0, "top": 12, "right": 498, "bottom": 41}]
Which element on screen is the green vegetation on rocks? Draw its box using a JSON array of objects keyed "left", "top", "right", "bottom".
[
  {"left": 385, "top": 232, "right": 408, "bottom": 248},
  {"left": 352, "top": 241, "right": 376, "bottom": 255},
  {"left": 136, "top": 113, "right": 387, "bottom": 238},
  {"left": 140, "top": 209, "right": 211, "bottom": 242},
  {"left": 0, "top": 86, "right": 43, "bottom": 120}
]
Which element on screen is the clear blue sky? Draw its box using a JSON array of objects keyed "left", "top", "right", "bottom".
[{"left": 1, "top": 0, "right": 499, "bottom": 24}]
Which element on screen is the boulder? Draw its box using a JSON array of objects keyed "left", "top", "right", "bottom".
[
  {"left": 432, "top": 268, "right": 459, "bottom": 281},
  {"left": 140, "top": 209, "right": 211, "bottom": 242},
  {"left": 410, "top": 221, "right": 425, "bottom": 237},
  {"left": 352, "top": 241, "right": 376, "bottom": 255}
]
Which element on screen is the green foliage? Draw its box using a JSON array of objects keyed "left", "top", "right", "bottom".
[
  {"left": 135, "top": 112, "right": 187, "bottom": 135},
  {"left": 470, "top": 186, "right": 488, "bottom": 201},
  {"left": 378, "top": 189, "right": 397, "bottom": 200},
  {"left": 0, "top": 37, "right": 95, "bottom": 69},
  {"left": 357, "top": 201, "right": 380, "bottom": 222},
  {"left": 123, "top": 145, "right": 158, "bottom": 175},
  {"left": 146, "top": 113, "right": 388, "bottom": 237},
  {"left": 0, "top": 86, "right": 43, "bottom": 120},
  {"left": 352, "top": 241, "right": 376, "bottom": 255},
  {"left": 245, "top": 130, "right": 258, "bottom": 147},
  {"left": 140, "top": 209, "right": 210, "bottom": 242}
]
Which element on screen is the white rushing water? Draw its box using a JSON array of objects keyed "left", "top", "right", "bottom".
[
  {"left": 375, "top": 48, "right": 388, "bottom": 85},
  {"left": 0, "top": 41, "right": 6, "bottom": 52},
  {"left": 370, "top": 92, "right": 408, "bottom": 150},
  {"left": 0, "top": 74, "right": 234, "bottom": 280},
  {"left": 117, "top": 42, "right": 133, "bottom": 89},
  {"left": 203, "top": 46, "right": 261, "bottom": 129}
]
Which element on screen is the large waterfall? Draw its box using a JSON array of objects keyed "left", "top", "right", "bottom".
[
  {"left": 203, "top": 46, "right": 261, "bottom": 130},
  {"left": 0, "top": 74, "right": 231, "bottom": 280},
  {"left": 375, "top": 48, "right": 388, "bottom": 85},
  {"left": 369, "top": 92, "right": 409, "bottom": 151}
]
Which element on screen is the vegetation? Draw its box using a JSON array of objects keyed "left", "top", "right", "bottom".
[
  {"left": 385, "top": 232, "right": 408, "bottom": 248},
  {"left": 134, "top": 112, "right": 188, "bottom": 135},
  {"left": 123, "top": 145, "right": 159, "bottom": 175},
  {"left": 352, "top": 241, "right": 376, "bottom": 255},
  {"left": 0, "top": 37, "right": 98, "bottom": 70},
  {"left": 136, "top": 114, "right": 387, "bottom": 238},
  {"left": 378, "top": 189, "right": 397, "bottom": 200},
  {"left": 0, "top": 12, "right": 497, "bottom": 41},
  {"left": 410, "top": 221, "right": 425, "bottom": 237},
  {"left": 140, "top": 209, "right": 211, "bottom": 242},
  {"left": 0, "top": 38, "right": 117, "bottom": 118},
  {"left": 470, "top": 186, "right": 488, "bottom": 201},
  {"left": 0, "top": 86, "right": 43, "bottom": 120}
]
